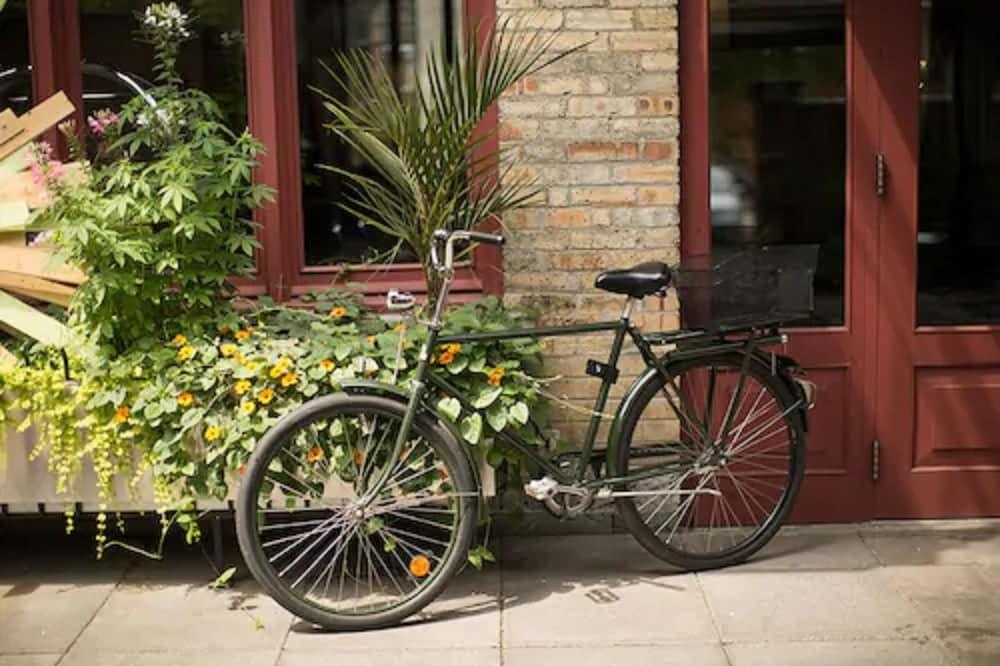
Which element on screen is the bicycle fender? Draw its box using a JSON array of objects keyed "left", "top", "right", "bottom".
[
  {"left": 751, "top": 352, "right": 812, "bottom": 433},
  {"left": 337, "top": 379, "right": 483, "bottom": 491}
]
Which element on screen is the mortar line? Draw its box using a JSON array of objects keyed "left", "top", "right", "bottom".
[{"left": 54, "top": 554, "right": 137, "bottom": 666}]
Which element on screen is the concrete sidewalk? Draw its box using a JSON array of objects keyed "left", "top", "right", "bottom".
[{"left": 1, "top": 522, "right": 998, "bottom": 665}]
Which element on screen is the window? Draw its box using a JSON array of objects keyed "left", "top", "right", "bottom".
[
  {"left": 0, "top": 0, "right": 32, "bottom": 116},
  {"left": 78, "top": 0, "right": 246, "bottom": 129},
  {"left": 295, "top": 0, "right": 459, "bottom": 267}
]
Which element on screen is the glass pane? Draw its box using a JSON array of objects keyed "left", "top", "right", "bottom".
[
  {"left": 917, "top": 1, "right": 1000, "bottom": 325},
  {"left": 296, "top": 0, "right": 458, "bottom": 267},
  {"left": 710, "top": 0, "right": 846, "bottom": 326},
  {"left": 78, "top": 0, "right": 246, "bottom": 129},
  {"left": 0, "top": 0, "right": 32, "bottom": 115}
]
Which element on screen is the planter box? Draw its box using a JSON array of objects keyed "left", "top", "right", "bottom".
[{"left": 1, "top": 421, "right": 495, "bottom": 515}]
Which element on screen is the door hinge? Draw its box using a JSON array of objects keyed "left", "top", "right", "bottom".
[
  {"left": 875, "top": 153, "right": 887, "bottom": 197},
  {"left": 872, "top": 439, "right": 880, "bottom": 481}
]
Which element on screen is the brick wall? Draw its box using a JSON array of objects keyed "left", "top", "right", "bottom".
[{"left": 497, "top": 0, "right": 681, "bottom": 443}]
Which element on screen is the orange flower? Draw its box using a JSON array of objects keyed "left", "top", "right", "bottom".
[
  {"left": 445, "top": 343, "right": 461, "bottom": 354},
  {"left": 234, "top": 329, "right": 251, "bottom": 341},
  {"left": 329, "top": 306, "right": 347, "bottom": 319},
  {"left": 257, "top": 388, "right": 275, "bottom": 405},
  {"left": 177, "top": 392, "right": 194, "bottom": 407},
  {"left": 307, "top": 446, "right": 324, "bottom": 463},
  {"left": 319, "top": 359, "right": 335, "bottom": 371},
  {"left": 352, "top": 448, "right": 365, "bottom": 466},
  {"left": 280, "top": 372, "right": 297, "bottom": 388},
  {"left": 113, "top": 405, "right": 130, "bottom": 424},
  {"left": 366, "top": 335, "right": 376, "bottom": 346},
  {"left": 172, "top": 334, "right": 188, "bottom": 347},
  {"left": 238, "top": 464, "right": 247, "bottom": 476},
  {"left": 219, "top": 324, "right": 232, "bottom": 335},
  {"left": 488, "top": 367, "right": 505, "bottom": 386},
  {"left": 409, "top": 555, "right": 431, "bottom": 577},
  {"left": 438, "top": 351, "right": 455, "bottom": 365},
  {"left": 393, "top": 322, "right": 407, "bottom": 334}
]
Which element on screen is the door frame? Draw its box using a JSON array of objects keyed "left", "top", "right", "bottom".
[{"left": 678, "top": 0, "right": 881, "bottom": 522}]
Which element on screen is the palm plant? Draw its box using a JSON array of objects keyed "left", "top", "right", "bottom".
[{"left": 316, "top": 18, "right": 583, "bottom": 303}]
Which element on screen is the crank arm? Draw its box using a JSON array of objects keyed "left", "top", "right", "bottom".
[{"left": 595, "top": 487, "right": 723, "bottom": 499}]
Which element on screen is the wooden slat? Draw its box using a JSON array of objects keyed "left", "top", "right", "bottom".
[
  {"left": 0, "top": 92, "right": 75, "bottom": 162},
  {"left": 0, "top": 271, "right": 75, "bottom": 307},
  {"left": 0, "top": 289, "right": 71, "bottom": 347},
  {"left": 0, "top": 341, "right": 16, "bottom": 366},
  {"left": 0, "top": 201, "right": 30, "bottom": 230},
  {"left": 0, "top": 109, "right": 24, "bottom": 146},
  {"left": 0, "top": 146, "right": 29, "bottom": 177},
  {"left": 0, "top": 163, "right": 85, "bottom": 210},
  {"left": 0, "top": 246, "right": 85, "bottom": 285}
]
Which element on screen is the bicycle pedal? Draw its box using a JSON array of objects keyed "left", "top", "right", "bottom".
[{"left": 524, "top": 476, "right": 559, "bottom": 501}]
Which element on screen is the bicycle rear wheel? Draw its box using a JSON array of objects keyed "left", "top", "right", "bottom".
[
  {"left": 236, "top": 394, "right": 477, "bottom": 630},
  {"left": 614, "top": 352, "right": 806, "bottom": 570}
]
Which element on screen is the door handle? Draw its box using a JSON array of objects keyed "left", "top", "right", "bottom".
[{"left": 876, "top": 152, "right": 887, "bottom": 198}]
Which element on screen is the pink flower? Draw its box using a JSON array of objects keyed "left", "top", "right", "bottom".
[
  {"left": 87, "top": 116, "right": 105, "bottom": 135},
  {"left": 86, "top": 109, "right": 120, "bottom": 136}
]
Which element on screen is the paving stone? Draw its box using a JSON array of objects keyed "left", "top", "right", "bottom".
[
  {"left": 725, "top": 640, "right": 952, "bottom": 665},
  {"left": 885, "top": 566, "right": 1000, "bottom": 641},
  {"left": 501, "top": 535, "right": 716, "bottom": 647},
  {"left": 0, "top": 656, "right": 61, "bottom": 666},
  {"left": 69, "top": 554, "right": 293, "bottom": 654},
  {"left": 938, "top": 636, "right": 1000, "bottom": 666},
  {"left": 279, "top": 649, "right": 499, "bottom": 665},
  {"left": 699, "top": 569, "right": 931, "bottom": 642},
  {"left": 724, "top": 528, "right": 879, "bottom": 571},
  {"left": 282, "top": 567, "right": 500, "bottom": 651},
  {"left": 504, "top": 645, "right": 729, "bottom": 665},
  {"left": 861, "top": 529, "right": 1000, "bottom": 566},
  {"left": 60, "top": 650, "right": 279, "bottom": 666}
]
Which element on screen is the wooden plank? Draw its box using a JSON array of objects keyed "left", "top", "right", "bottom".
[
  {"left": 0, "top": 341, "right": 16, "bottom": 366},
  {"left": 0, "top": 109, "right": 24, "bottom": 146},
  {"left": 0, "top": 246, "right": 85, "bottom": 285},
  {"left": 0, "top": 146, "right": 28, "bottom": 177},
  {"left": 0, "top": 201, "right": 30, "bottom": 230},
  {"left": 0, "top": 289, "right": 71, "bottom": 347},
  {"left": 0, "top": 271, "right": 75, "bottom": 307},
  {"left": 0, "top": 92, "right": 75, "bottom": 162},
  {"left": 0, "top": 162, "right": 86, "bottom": 209},
  {"left": 0, "top": 232, "right": 26, "bottom": 248}
]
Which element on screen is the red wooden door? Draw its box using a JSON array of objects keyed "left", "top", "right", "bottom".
[
  {"left": 874, "top": 0, "right": 1000, "bottom": 517},
  {"left": 683, "top": 0, "right": 883, "bottom": 522}
]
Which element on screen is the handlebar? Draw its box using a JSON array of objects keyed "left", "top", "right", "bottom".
[{"left": 431, "top": 229, "right": 505, "bottom": 273}]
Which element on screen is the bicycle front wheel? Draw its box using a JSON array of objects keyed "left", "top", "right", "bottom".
[
  {"left": 615, "top": 352, "right": 806, "bottom": 570},
  {"left": 236, "top": 394, "right": 477, "bottom": 630}
]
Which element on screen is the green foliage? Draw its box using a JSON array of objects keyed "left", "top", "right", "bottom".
[
  {"left": 0, "top": 295, "right": 547, "bottom": 549},
  {"left": 32, "top": 5, "right": 272, "bottom": 353},
  {"left": 316, "top": 19, "right": 583, "bottom": 300}
]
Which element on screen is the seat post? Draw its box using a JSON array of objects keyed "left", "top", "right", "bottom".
[{"left": 621, "top": 297, "right": 636, "bottom": 321}]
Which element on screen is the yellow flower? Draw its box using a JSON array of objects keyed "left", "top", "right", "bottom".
[
  {"left": 329, "top": 306, "right": 347, "bottom": 319},
  {"left": 367, "top": 335, "right": 376, "bottom": 346},
  {"left": 394, "top": 323, "right": 407, "bottom": 334},
  {"left": 235, "top": 329, "right": 251, "bottom": 341},
  {"left": 234, "top": 380, "right": 252, "bottom": 396},
  {"left": 445, "top": 343, "right": 461, "bottom": 354},
  {"left": 177, "top": 345, "right": 195, "bottom": 361},
  {"left": 319, "top": 359, "right": 335, "bottom": 371},
  {"left": 438, "top": 350, "right": 455, "bottom": 365},
  {"left": 220, "top": 343, "right": 237, "bottom": 357},
  {"left": 113, "top": 406, "right": 130, "bottom": 424},
  {"left": 204, "top": 426, "right": 222, "bottom": 442},
  {"left": 177, "top": 392, "right": 194, "bottom": 408},
  {"left": 307, "top": 446, "right": 324, "bottom": 464},
  {"left": 244, "top": 360, "right": 259, "bottom": 372},
  {"left": 257, "top": 388, "right": 275, "bottom": 405},
  {"left": 269, "top": 358, "right": 291, "bottom": 379},
  {"left": 239, "top": 401, "right": 256, "bottom": 415},
  {"left": 488, "top": 367, "right": 505, "bottom": 386},
  {"left": 172, "top": 334, "right": 188, "bottom": 347},
  {"left": 280, "top": 372, "right": 297, "bottom": 388}
]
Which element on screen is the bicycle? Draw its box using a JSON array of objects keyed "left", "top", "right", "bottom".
[{"left": 236, "top": 229, "right": 817, "bottom": 630}]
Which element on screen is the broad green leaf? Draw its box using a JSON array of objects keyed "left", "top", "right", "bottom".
[
  {"left": 209, "top": 566, "right": 237, "bottom": 589},
  {"left": 460, "top": 412, "right": 482, "bottom": 444},
  {"left": 473, "top": 385, "right": 502, "bottom": 409},
  {"left": 486, "top": 404, "right": 507, "bottom": 432},
  {"left": 438, "top": 397, "right": 460, "bottom": 422},
  {"left": 509, "top": 401, "right": 530, "bottom": 426}
]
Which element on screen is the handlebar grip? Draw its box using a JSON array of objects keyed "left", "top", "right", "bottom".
[{"left": 465, "top": 231, "right": 505, "bottom": 247}]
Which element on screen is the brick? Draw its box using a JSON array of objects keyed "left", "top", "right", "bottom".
[
  {"left": 642, "top": 140, "right": 677, "bottom": 161},
  {"left": 566, "top": 96, "right": 636, "bottom": 117},
  {"left": 635, "top": 7, "right": 678, "bottom": 28},
  {"left": 609, "top": 31, "right": 677, "bottom": 52},
  {"left": 498, "top": 118, "right": 539, "bottom": 140},
  {"left": 498, "top": 97, "right": 564, "bottom": 118},
  {"left": 612, "top": 164, "right": 677, "bottom": 183},
  {"left": 498, "top": 0, "right": 538, "bottom": 7},
  {"left": 541, "top": 0, "right": 607, "bottom": 6},
  {"left": 514, "top": 141, "right": 566, "bottom": 161},
  {"left": 609, "top": 0, "right": 672, "bottom": 6},
  {"left": 545, "top": 31, "right": 610, "bottom": 52},
  {"left": 569, "top": 186, "right": 637, "bottom": 206},
  {"left": 545, "top": 209, "right": 591, "bottom": 227},
  {"left": 564, "top": 9, "right": 634, "bottom": 30},
  {"left": 640, "top": 53, "right": 679, "bottom": 71},
  {"left": 548, "top": 187, "right": 571, "bottom": 206},
  {"left": 543, "top": 52, "right": 642, "bottom": 75},
  {"left": 567, "top": 141, "right": 638, "bottom": 161},
  {"left": 509, "top": 9, "right": 564, "bottom": 29},
  {"left": 524, "top": 75, "right": 609, "bottom": 95},
  {"left": 636, "top": 95, "right": 677, "bottom": 116},
  {"left": 613, "top": 73, "right": 677, "bottom": 95},
  {"left": 610, "top": 117, "right": 680, "bottom": 138},
  {"left": 638, "top": 186, "right": 680, "bottom": 205}
]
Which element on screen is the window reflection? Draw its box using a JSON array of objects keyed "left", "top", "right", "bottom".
[
  {"left": 710, "top": 0, "right": 846, "bottom": 326},
  {"left": 0, "top": 0, "right": 32, "bottom": 116},
  {"left": 918, "top": 1, "right": 1000, "bottom": 325},
  {"left": 78, "top": 0, "right": 246, "bottom": 129},
  {"left": 296, "top": 0, "right": 459, "bottom": 267}
]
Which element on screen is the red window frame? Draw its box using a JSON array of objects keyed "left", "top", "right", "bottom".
[
  {"left": 677, "top": 0, "right": 710, "bottom": 261},
  {"left": 21, "top": 0, "right": 502, "bottom": 305}
]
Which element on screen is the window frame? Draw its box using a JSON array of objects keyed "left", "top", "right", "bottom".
[
  {"left": 19, "top": 0, "right": 502, "bottom": 304},
  {"left": 678, "top": 0, "right": 711, "bottom": 261}
]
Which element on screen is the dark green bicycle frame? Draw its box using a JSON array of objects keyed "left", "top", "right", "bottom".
[{"left": 372, "top": 314, "right": 787, "bottom": 497}]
